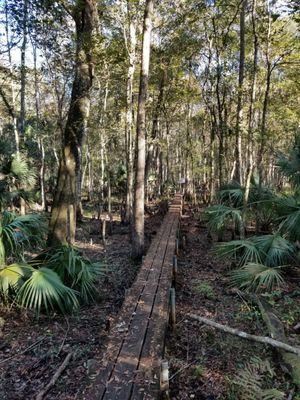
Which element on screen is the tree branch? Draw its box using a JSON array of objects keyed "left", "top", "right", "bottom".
[{"left": 188, "top": 314, "right": 300, "bottom": 357}]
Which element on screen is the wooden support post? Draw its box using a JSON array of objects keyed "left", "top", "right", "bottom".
[
  {"left": 108, "top": 213, "right": 113, "bottom": 235},
  {"left": 182, "top": 234, "right": 186, "bottom": 249},
  {"left": 172, "top": 255, "right": 177, "bottom": 284},
  {"left": 160, "top": 360, "right": 170, "bottom": 399},
  {"left": 102, "top": 217, "right": 106, "bottom": 246},
  {"left": 175, "top": 238, "right": 179, "bottom": 256},
  {"left": 169, "top": 287, "right": 176, "bottom": 330}
]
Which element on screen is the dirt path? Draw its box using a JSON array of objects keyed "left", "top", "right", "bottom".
[
  {"left": 166, "top": 207, "right": 292, "bottom": 399},
  {"left": 0, "top": 212, "right": 162, "bottom": 400}
]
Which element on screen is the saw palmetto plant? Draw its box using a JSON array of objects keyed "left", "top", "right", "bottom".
[{"left": 0, "top": 211, "right": 105, "bottom": 315}]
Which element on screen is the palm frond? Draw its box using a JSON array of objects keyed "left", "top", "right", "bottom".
[
  {"left": 215, "top": 239, "right": 262, "bottom": 266},
  {"left": 252, "top": 234, "right": 296, "bottom": 267},
  {"left": 10, "top": 154, "right": 36, "bottom": 189},
  {"left": 18, "top": 267, "right": 79, "bottom": 315},
  {"left": 230, "top": 263, "right": 285, "bottom": 292},
  {"left": 44, "top": 245, "right": 106, "bottom": 302},
  {"left": 204, "top": 204, "right": 243, "bottom": 234},
  {"left": 217, "top": 182, "right": 244, "bottom": 207},
  {"left": 0, "top": 211, "right": 47, "bottom": 260},
  {"left": 277, "top": 148, "right": 300, "bottom": 187},
  {"left": 0, "top": 263, "right": 32, "bottom": 296}
]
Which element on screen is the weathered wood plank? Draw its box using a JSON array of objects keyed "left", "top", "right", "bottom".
[
  {"left": 83, "top": 195, "right": 182, "bottom": 400},
  {"left": 102, "top": 217, "right": 176, "bottom": 399}
]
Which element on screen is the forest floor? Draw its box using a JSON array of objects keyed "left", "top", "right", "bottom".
[
  {"left": 0, "top": 206, "right": 163, "bottom": 400},
  {"left": 1, "top": 203, "right": 300, "bottom": 399},
  {"left": 166, "top": 206, "right": 300, "bottom": 400}
]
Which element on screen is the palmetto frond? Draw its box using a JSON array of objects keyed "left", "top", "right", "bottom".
[
  {"left": 0, "top": 263, "right": 32, "bottom": 295},
  {"left": 217, "top": 182, "right": 244, "bottom": 207},
  {"left": 43, "top": 245, "right": 106, "bottom": 302},
  {"left": 0, "top": 211, "right": 47, "bottom": 261},
  {"left": 204, "top": 204, "right": 244, "bottom": 234},
  {"left": 17, "top": 267, "right": 79, "bottom": 315},
  {"left": 277, "top": 146, "right": 300, "bottom": 187},
  {"left": 215, "top": 239, "right": 262, "bottom": 267},
  {"left": 9, "top": 154, "right": 36, "bottom": 189},
  {"left": 230, "top": 263, "right": 285, "bottom": 292},
  {"left": 252, "top": 234, "right": 296, "bottom": 267},
  {"left": 273, "top": 195, "right": 300, "bottom": 240},
  {"left": 216, "top": 234, "right": 295, "bottom": 269}
]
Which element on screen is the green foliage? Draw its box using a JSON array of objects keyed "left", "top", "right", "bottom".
[
  {"left": 230, "top": 263, "right": 284, "bottom": 292},
  {"left": 273, "top": 195, "right": 300, "bottom": 241},
  {"left": 277, "top": 139, "right": 300, "bottom": 187},
  {"left": 217, "top": 182, "right": 244, "bottom": 208},
  {"left": 0, "top": 211, "right": 46, "bottom": 263},
  {"left": 193, "top": 364, "right": 205, "bottom": 379},
  {"left": 194, "top": 281, "right": 216, "bottom": 300},
  {"left": 0, "top": 214, "right": 105, "bottom": 314},
  {"left": 233, "top": 357, "right": 284, "bottom": 400},
  {"left": 44, "top": 245, "right": 105, "bottom": 302},
  {"left": 216, "top": 234, "right": 294, "bottom": 292},
  {"left": 18, "top": 267, "right": 79, "bottom": 315},
  {"left": 0, "top": 154, "right": 37, "bottom": 208},
  {"left": 204, "top": 204, "right": 244, "bottom": 235},
  {"left": 0, "top": 263, "right": 32, "bottom": 297}
]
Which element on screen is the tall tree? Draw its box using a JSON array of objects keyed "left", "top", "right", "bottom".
[
  {"left": 48, "top": 0, "right": 98, "bottom": 245},
  {"left": 233, "top": 0, "right": 246, "bottom": 184},
  {"left": 124, "top": 0, "right": 138, "bottom": 224},
  {"left": 132, "top": 0, "right": 154, "bottom": 258}
]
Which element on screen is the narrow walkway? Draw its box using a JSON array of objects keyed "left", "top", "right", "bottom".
[{"left": 83, "top": 194, "right": 182, "bottom": 400}]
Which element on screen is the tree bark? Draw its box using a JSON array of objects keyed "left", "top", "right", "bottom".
[
  {"left": 4, "top": 0, "right": 20, "bottom": 153},
  {"left": 20, "top": 0, "right": 28, "bottom": 139},
  {"left": 244, "top": 0, "right": 258, "bottom": 206},
  {"left": 48, "top": 0, "right": 98, "bottom": 246},
  {"left": 233, "top": 0, "right": 246, "bottom": 185},
  {"left": 124, "top": 1, "right": 137, "bottom": 224},
  {"left": 188, "top": 314, "right": 300, "bottom": 357},
  {"left": 132, "top": 0, "right": 154, "bottom": 258}
]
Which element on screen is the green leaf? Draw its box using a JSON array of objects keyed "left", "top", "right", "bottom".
[{"left": 18, "top": 267, "right": 79, "bottom": 315}]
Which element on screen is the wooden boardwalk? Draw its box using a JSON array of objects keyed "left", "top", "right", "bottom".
[{"left": 83, "top": 194, "right": 183, "bottom": 400}]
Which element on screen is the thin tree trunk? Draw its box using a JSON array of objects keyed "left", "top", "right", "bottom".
[
  {"left": 32, "top": 40, "right": 46, "bottom": 211},
  {"left": 145, "top": 64, "right": 167, "bottom": 196},
  {"left": 48, "top": 0, "right": 98, "bottom": 246},
  {"left": 257, "top": 1, "right": 272, "bottom": 186},
  {"left": 124, "top": 2, "right": 137, "bottom": 224},
  {"left": 132, "top": 0, "right": 154, "bottom": 258},
  {"left": 233, "top": 0, "right": 246, "bottom": 185},
  {"left": 20, "top": 0, "right": 28, "bottom": 139},
  {"left": 4, "top": 0, "right": 19, "bottom": 153},
  {"left": 244, "top": 0, "right": 258, "bottom": 206}
]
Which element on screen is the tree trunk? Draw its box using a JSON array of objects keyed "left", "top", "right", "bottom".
[
  {"left": 4, "top": 0, "right": 20, "bottom": 153},
  {"left": 20, "top": 0, "right": 28, "bottom": 139},
  {"left": 257, "top": 1, "right": 271, "bottom": 186},
  {"left": 145, "top": 64, "right": 167, "bottom": 197},
  {"left": 244, "top": 0, "right": 258, "bottom": 206},
  {"left": 125, "top": 2, "right": 137, "bottom": 224},
  {"left": 132, "top": 0, "right": 154, "bottom": 259},
  {"left": 48, "top": 0, "right": 98, "bottom": 246},
  {"left": 233, "top": 0, "right": 246, "bottom": 185}
]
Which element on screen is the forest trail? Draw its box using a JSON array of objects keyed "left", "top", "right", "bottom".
[
  {"left": 165, "top": 207, "right": 295, "bottom": 399},
  {"left": 83, "top": 194, "right": 182, "bottom": 399}
]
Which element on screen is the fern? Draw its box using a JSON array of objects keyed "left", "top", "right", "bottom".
[{"left": 234, "top": 357, "right": 284, "bottom": 400}]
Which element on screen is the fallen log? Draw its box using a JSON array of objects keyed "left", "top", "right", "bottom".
[
  {"left": 36, "top": 352, "right": 73, "bottom": 400},
  {"left": 253, "top": 296, "right": 300, "bottom": 388},
  {"left": 188, "top": 314, "right": 300, "bottom": 357}
]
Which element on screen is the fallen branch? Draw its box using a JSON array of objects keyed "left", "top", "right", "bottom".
[
  {"left": 36, "top": 352, "right": 73, "bottom": 400},
  {"left": 253, "top": 296, "right": 300, "bottom": 388},
  {"left": 188, "top": 314, "right": 300, "bottom": 357}
]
